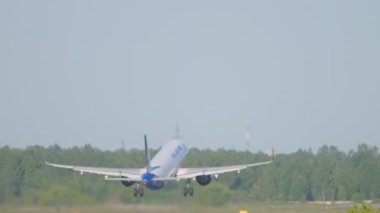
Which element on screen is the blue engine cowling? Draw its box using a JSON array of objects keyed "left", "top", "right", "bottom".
[{"left": 196, "top": 175, "right": 212, "bottom": 186}]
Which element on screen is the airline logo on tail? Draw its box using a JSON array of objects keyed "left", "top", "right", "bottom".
[{"left": 171, "top": 144, "right": 184, "bottom": 159}]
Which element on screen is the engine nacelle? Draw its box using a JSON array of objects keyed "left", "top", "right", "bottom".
[
  {"left": 121, "top": 180, "right": 135, "bottom": 187},
  {"left": 121, "top": 177, "right": 135, "bottom": 187},
  {"left": 196, "top": 175, "right": 212, "bottom": 186}
]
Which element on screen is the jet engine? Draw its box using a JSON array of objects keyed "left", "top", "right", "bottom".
[
  {"left": 196, "top": 175, "right": 212, "bottom": 186},
  {"left": 121, "top": 177, "right": 135, "bottom": 187},
  {"left": 121, "top": 180, "right": 135, "bottom": 187}
]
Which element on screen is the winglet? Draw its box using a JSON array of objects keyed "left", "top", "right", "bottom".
[{"left": 144, "top": 134, "right": 152, "bottom": 172}]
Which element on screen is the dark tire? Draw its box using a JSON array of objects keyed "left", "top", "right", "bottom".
[
  {"left": 133, "top": 188, "right": 138, "bottom": 197},
  {"left": 139, "top": 188, "right": 144, "bottom": 197}
]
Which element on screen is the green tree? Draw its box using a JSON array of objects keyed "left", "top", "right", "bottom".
[{"left": 195, "top": 183, "right": 230, "bottom": 206}]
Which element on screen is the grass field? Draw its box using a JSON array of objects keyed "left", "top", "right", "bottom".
[{"left": 0, "top": 202, "right": 354, "bottom": 213}]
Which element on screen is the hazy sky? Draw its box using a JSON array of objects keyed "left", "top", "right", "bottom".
[{"left": 1, "top": 1, "right": 379, "bottom": 153}]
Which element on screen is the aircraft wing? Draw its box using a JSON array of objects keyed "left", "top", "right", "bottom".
[
  {"left": 175, "top": 160, "right": 272, "bottom": 179},
  {"left": 45, "top": 162, "right": 141, "bottom": 180}
]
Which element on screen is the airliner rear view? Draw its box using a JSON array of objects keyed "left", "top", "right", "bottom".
[{"left": 46, "top": 135, "right": 273, "bottom": 197}]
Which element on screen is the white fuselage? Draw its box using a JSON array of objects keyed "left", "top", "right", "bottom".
[{"left": 141, "top": 139, "right": 188, "bottom": 189}]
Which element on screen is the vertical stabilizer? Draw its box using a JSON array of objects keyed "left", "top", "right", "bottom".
[{"left": 144, "top": 134, "right": 152, "bottom": 172}]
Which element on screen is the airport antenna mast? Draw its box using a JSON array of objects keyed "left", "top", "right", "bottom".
[
  {"left": 175, "top": 124, "right": 180, "bottom": 139},
  {"left": 245, "top": 128, "right": 251, "bottom": 151},
  {"left": 121, "top": 139, "right": 125, "bottom": 151}
]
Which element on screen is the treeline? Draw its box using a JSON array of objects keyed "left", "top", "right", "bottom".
[{"left": 0, "top": 143, "right": 379, "bottom": 206}]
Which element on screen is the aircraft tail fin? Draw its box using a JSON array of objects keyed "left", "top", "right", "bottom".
[{"left": 144, "top": 134, "right": 152, "bottom": 172}]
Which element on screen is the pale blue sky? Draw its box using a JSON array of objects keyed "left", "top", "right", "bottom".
[{"left": 1, "top": 1, "right": 379, "bottom": 153}]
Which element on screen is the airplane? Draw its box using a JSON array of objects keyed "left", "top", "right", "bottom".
[{"left": 46, "top": 135, "right": 273, "bottom": 197}]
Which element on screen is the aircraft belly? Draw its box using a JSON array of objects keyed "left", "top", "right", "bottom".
[{"left": 145, "top": 181, "right": 165, "bottom": 190}]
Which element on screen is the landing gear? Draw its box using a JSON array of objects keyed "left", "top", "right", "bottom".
[
  {"left": 183, "top": 178, "right": 194, "bottom": 197},
  {"left": 133, "top": 184, "right": 144, "bottom": 197},
  {"left": 183, "top": 186, "right": 193, "bottom": 197}
]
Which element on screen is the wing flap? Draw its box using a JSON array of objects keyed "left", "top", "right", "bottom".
[
  {"left": 45, "top": 162, "right": 141, "bottom": 179},
  {"left": 176, "top": 160, "right": 272, "bottom": 179}
]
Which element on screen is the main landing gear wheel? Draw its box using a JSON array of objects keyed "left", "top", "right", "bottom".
[
  {"left": 183, "top": 187, "right": 193, "bottom": 197},
  {"left": 133, "top": 187, "right": 144, "bottom": 197},
  {"left": 183, "top": 178, "right": 194, "bottom": 197}
]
